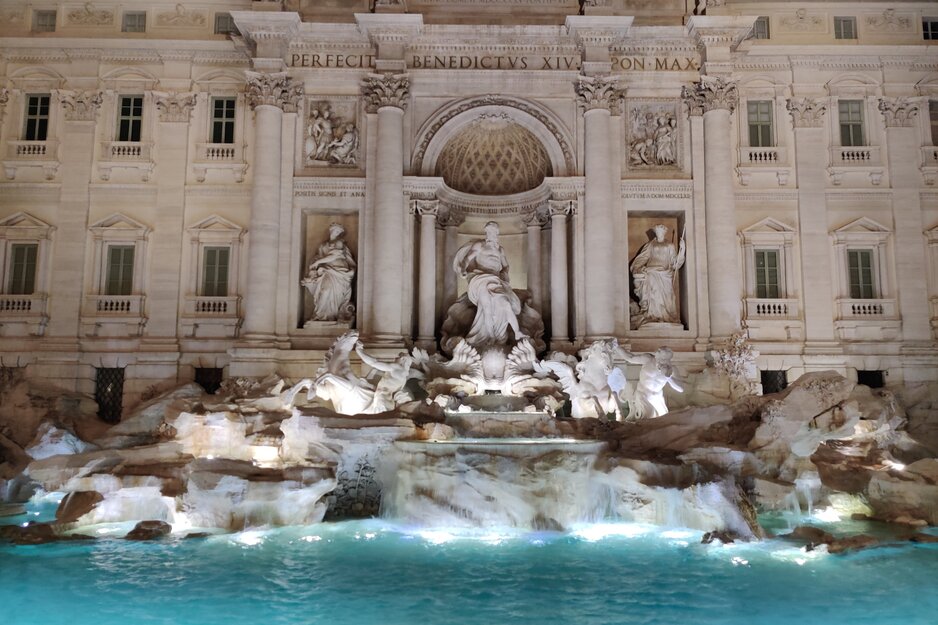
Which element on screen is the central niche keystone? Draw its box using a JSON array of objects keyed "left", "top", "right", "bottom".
[{"left": 435, "top": 114, "right": 553, "bottom": 196}]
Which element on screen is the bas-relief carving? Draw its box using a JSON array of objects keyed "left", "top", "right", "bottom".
[
  {"left": 67, "top": 3, "right": 114, "bottom": 26},
  {"left": 786, "top": 98, "right": 827, "bottom": 128},
  {"left": 58, "top": 90, "right": 103, "bottom": 122},
  {"left": 630, "top": 223, "right": 685, "bottom": 330},
  {"left": 866, "top": 10, "right": 912, "bottom": 32},
  {"left": 0, "top": 9, "right": 25, "bottom": 25},
  {"left": 305, "top": 101, "right": 359, "bottom": 167},
  {"left": 301, "top": 223, "right": 357, "bottom": 324},
  {"left": 778, "top": 9, "right": 825, "bottom": 33},
  {"left": 878, "top": 97, "right": 919, "bottom": 128},
  {"left": 628, "top": 103, "right": 678, "bottom": 169},
  {"left": 154, "top": 93, "right": 197, "bottom": 123},
  {"left": 155, "top": 4, "right": 207, "bottom": 28}
]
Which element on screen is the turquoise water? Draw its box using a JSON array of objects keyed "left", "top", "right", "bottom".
[{"left": 2, "top": 515, "right": 937, "bottom": 625}]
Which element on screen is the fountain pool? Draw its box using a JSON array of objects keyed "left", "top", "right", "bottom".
[{"left": 2, "top": 504, "right": 937, "bottom": 625}]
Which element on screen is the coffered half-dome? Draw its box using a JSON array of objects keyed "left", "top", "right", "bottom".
[{"left": 434, "top": 114, "right": 553, "bottom": 196}]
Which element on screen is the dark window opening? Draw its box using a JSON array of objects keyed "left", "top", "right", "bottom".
[
  {"left": 95, "top": 367, "right": 125, "bottom": 423},
  {"left": 24, "top": 94, "right": 50, "bottom": 141},
  {"left": 195, "top": 367, "right": 224, "bottom": 395},
  {"left": 857, "top": 370, "right": 885, "bottom": 389},
  {"left": 761, "top": 370, "right": 788, "bottom": 395}
]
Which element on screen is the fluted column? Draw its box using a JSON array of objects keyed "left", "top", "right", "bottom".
[
  {"left": 683, "top": 77, "right": 742, "bottom": 340},
  {"left": 414, "top": 199, "right": 439, "bottom": 347},
  {"left": 362, "top": 73, "right": 409, "bottom": 342},
  {"left": 576, "top": 75, "right": 621, "bottom": 340},
  {"left": 549, "top": 199, "right": 573, "bottom": 347},
  {"left": 522, "top": 206, "right": 549, "bottom": 312},
  {"left": 439, "top": 206, "right": 464, "bottom": 315},
  {"left": 787, "top": 98, "right": 838, "bottom": 349},
  {"left": 243, "top": 71, "right": 302, "bottom": 340},
  {"left": 880, "top": 97, "right": 931, "bottom": 344}
]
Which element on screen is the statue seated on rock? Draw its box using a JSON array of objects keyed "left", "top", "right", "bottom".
[
  {"left": 630, "top": 224, "right": 685, "bottom": 329},
  {"left": 301, "top": 223, "right": 356, "bottom": 324},
  {"left": 440, "top": 221, "right": 544, "bottom": 356}
]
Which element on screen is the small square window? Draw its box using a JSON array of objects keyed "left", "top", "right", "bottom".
[
  {"left": 214, "top": 13, "right": 239, "bottom": 36},
  {"left": 122, "top": 11, "right": 147, "bottom": 33},
  {"left": 834, "top": 16, "right": 857, "bottom": 40},
  {"left": 32, "top": 10, "right": 56, "bottom": 33},
  {"left": 924, "top": 18, "right": 938, "bottom": 40},
  {"left": 753, "top": 16, "right": 770, "bottom": 40}
]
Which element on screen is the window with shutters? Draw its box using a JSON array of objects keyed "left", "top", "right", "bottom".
[
  {"left": 747, "top": 101, "right": 774, "bottom": 148},
  {"left": 930, "top": 101, "right": 938, "bottom": 145},
  {"left": 105, "top": 245, "right": 135, "bottom": 296},
  {"left": 122, "top": 11, "right": 147, "bottom": 33},
  {"left": 834, "top": 16, "right": 857, "bottom": 40},
  {"left": 214, "top": 13, "right": 239, "bottom": 36},
  {"left": 838, "top": 100, "right": 865, "bottom": 147},
  {"left": 752, "top": 16, "right": 770, "bottom": 40},
  {"left": 847, "top": 249, "right": 875, "bottom": 299},
  {"left": 32, "top": 10, "right": 56, "bottom": 33},
  {"left": 202, "top": 247, "right": 230, "bottom": 297},
  {"left": 8, "top": 244, "right": 38, "bottom": 295},
  {"left": 754, "top": 249, "right": 780, "bottom": 299}
]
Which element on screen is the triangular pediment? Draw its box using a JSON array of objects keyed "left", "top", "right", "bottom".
[
  {"left": 834, "top": 217, "right": 890, "bottom": 234},
  {"left": 0, "top": 211, "right": 54, "bottom": 231},
  {"left": 89, "top": 213, "right": 150, "bottom": 233},
  {"left": 742, "top": 217, "right": 796, "bottom": 234},
  {"left": 188, "top": 215, "right": 243, "bottom": 233}
]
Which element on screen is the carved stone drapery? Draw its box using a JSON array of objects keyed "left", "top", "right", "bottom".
[
  {"left": 154, "top": 93, "right": 198, "bottom": 123},
  {"left": 361, "top": 73, "right": 410, "bottom": 113},
  {"left": 245, "top": 71, "right": 303, "bottom": 112},
  {"left": 786, "top": 98, "right": 828, "bottom": 128},
  {"left": 57, "top": 90, "right": 104, "bottom": 122},
  {"left": 878, "top": 97, "right": 919, "bottom": 128},
  {"left": 681, "top": 77, "right": 738, "bottom": 116},
  {"left": 575, "top": 75, "right": 621, "bottom": 113}
]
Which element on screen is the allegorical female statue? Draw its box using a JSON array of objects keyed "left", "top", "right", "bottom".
[
  {"left": 630, "top": 224, "right": 686, "bottom": 327},
  {"left": 301, "top": 223, "right": 356, "bottom": 322}
]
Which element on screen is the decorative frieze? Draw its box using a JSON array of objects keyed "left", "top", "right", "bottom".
[
  {"left": 155, "top": 5, "right": 207, "bottom": 28},
  {"left": 361, "top": 73, "right": 410, "bottom": 113},
  {"left": 66, "top": 3, "right": 114, "bottom": 26},
  {"left": 778, "top": 9, "right": 825, "bottom": 33},
  {"left": 866, "top": 10, "right": 912, "bottom": 32},
  {"left": 245, "top": 71, "right": 303, "bottom": 112},
  {"left": 878, "top": 97, "right": 919, "bottom": 128},
  {"left": 154, "top": 93, "right": 198, "bottom": 123},
  {"left": 681, "top": 77, "right": 737, "bottom": 116},
  {"left": 574, "top": 75, "right": 621, "bottom": 113},
  {"left": 786, "top": 98, "right": 827, "bottom": 128},
  {"left": 305, "top": 100, "right": 359, "bottom": 167},
  {"left": 628, "top": 102, "right": 679, "bottom": 169},
  {"left": 57, "top": 90, "right": 103, "bottom": 122}
]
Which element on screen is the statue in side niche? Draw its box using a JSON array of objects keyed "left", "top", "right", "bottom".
[
  {"left": 630, "top": 224, "right": 686, "bottom": 328},
  {"left": 302, "top": 223, "right": 356, "bottom": 323}
]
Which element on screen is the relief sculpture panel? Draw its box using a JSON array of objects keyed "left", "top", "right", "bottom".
[{"left": 627, "top": 102, "right": 679, "bottom": 171}]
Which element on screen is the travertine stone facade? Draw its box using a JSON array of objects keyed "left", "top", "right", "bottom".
[{"left": 1, "top": 0, "right": 937, "bottom": 413}]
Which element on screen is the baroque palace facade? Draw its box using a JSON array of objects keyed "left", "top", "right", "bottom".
[{"left": 0, "top": 0, "right": 937, "bottom": 416}]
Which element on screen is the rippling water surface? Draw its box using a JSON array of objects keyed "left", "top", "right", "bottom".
[{"left": 2, "top": 514, "right": 937, "bottom": 625}]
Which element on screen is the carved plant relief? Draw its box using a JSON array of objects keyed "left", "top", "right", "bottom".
[
  {"left": 779, "top": 9, "right": 825, "bottom": 32},
  {"left": 305, "top": 101, "right": 359, "bottom": 167},
  {"left": 628, "top": 102, "right": 678, "bottom": 169},
  {"left": 156, "top": 4, "right": 207, "bottom": 28},
  {"left": 67, "top": 2, "right": 114, "bottom": 26}
]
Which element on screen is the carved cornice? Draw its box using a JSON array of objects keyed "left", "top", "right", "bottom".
[
  {"left": 154, "top": 92, "right": 198, "bottom": 123},
  {"left": 682, "top": 77, "right": 737, "bottom": 116},
  {"left": 361, "top": 73, "right": 410, "bottom": 113},
  {"left": 786, "top": 98, "right": 827, "bottom": 128},
  {"left": 575, "top": 74, "right": 622, "bottom": 113},
  {"left": 245, "top": 71, "right": 303, "bottom": 112},
  {"left": 878, "top": 97, "right": 919, "bottom": 128},
  {"left": 57, "top": 90, "right": 104, "bottom": 122},
  {"left": 685, "top": 16, "right": 755, "bottom": 52},
  {"left": 565, "top": 16, "right": 633, "bottom": 51}
]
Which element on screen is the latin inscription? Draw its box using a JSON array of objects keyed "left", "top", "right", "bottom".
[
  {"left": 612, "top": 57, "right": 700, "bottom": 72},
  {"left": 289, "top": 53, "right": 699, "bottom": 72}
]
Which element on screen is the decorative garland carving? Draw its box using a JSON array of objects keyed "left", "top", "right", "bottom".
[
  {"left": 361, "top": 73, "right": 410, "bottom": 113},
  {"left": 154, "top": 92, "right": 198, "bottom": 123},
  {"left": 681, "top": 76, "right": 737, "bottom": 115},
  {"left": 878, "top": 97, "right": 919, "bottom": 128},
  {"left": 57, "top": 90, "right": 104, "bottom": 122},
  {"left": 245, "top": 71, "right": 304, "bottom": 112},
  {"left": 412, "top": 95, "right": 575, "bottom": 175},
  {"left": 786, "top": 98, "right": 827, "bottom": 128}
]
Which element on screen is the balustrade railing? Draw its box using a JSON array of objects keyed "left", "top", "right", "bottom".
[
  {"left": 86, "top": 294, "right": 144, "bottom": 315},
  {"left": 8, "top": 140, "right": 57, "bottom": 160},
  {"left": 739, "top": 146, "right": 787, "bottom": 166},
  {"left": 830, "top": 146, "right": 881, "bottom": 166},
  {"left": 0, "top": 294, "right": 46, "bottom": 315},
  {"left": 101, "top": 141, "right": 152, "bottom": 161},
  {"left": 837, "top": 298, "right": 897, "bottom": 318},
  {"left": 745, "top": 298, "right": 799, "bottom": 319}
]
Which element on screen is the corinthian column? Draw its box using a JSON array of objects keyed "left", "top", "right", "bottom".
[
  {"left": 576, "top": 75, "right": 621, "bottom": 340},
  {"left": 879, "top": 97, "right": 931, "bottom": 345},
  {"left": 243, "top": 71, "right": 302, "bottom": 340},
  {"left": 438, "top": 206, "right": 465, "bottom": 314},
  {"left": 682, "top": 77, "right": 742, "bottom": 341},
  {"left": 522, "top": 206, "right": 549, "bottom": 313},
  {"left": 362, "top": 73, "right": 409, "bottom": 342},
  {"left": 787, "top": 98, "right": 838, "bottom": 350},
  {"left": 549, "top": 199, "right": 573, "bottom": 347},
  {"left": 413, "top": 199, "right": 439, "bottom": 348}
]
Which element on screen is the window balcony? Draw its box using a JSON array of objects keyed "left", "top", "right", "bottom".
[
  {"left": 834, "top": 298, "right": 900, "bottom": 341},
  {"left": 922, "top": 146, "right": 938, "bottom": 186},
  {"left": 745, "top": 298, "right": 800, "bottom": 319},
  {"left": 3, "top": 140, "right": 59, "bottom": 181},
  {"left": 837, "top": 298, "right": 896, "bottom": 318},
  {"left": 743, "top": 297, "right": 803, "bottom": 341},
  {"left": 828, "top": 146, "right": 884, "bottom": 185},
  {"left": 85, "top": 294, "right": 144, "bottom": 315},
  {"left": 81, "top": 294, "right": 147, "bottom": 337},
  {"left": 0, "top": 293, "right": 49, "bottom": 337},
  {"left": 739, "top": 146, "right": 788, "bottom": 166},
  {"left": 98, "top": 142, "right": 154, "bottom": 182},
  {"left": 181, "top": 295, "right": 242, "bottom": 339},
  {"left": 735, "top": 147, "right": 791, "bottom": 186},
  {"left": 193, "top": 143, "right": 247, "bottom": 183}
]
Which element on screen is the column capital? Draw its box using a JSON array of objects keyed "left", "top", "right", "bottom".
[
  {"left": 575, "top": 74, "right": 622, "bottom": 113},
  {"left": 362, "top": 73, "right": 410, "bottom": 113},
  {"left": 786, "top": 97, "right": 827, "bottom": 128},
  {"left": 245, "top": 71, "right": 303, "bottom": 112},
  {"left": 878, "top": 97, "right": 920, "bottom": 128},
  {"left": 0, "top": 87, "right": 8, "bottom": 111},
  {"left": 411, "top": 198, "right": 439, "bottom": 217},
  {"left": 154, "top": 92, "right": 197, "bottom": 123},
  {"left": 682, "top": 76, "right": 737, "bottom": 116},
  {"left": 437, "top": 205, "right": 465, "bottom": 228},
  {"left": 522, "top": 205, "right": 550, "bottom": 228},
  {"left": 56, "top": 89, "right": 103, "bottom": 122},
  {"left": 549, "top": 199, "right": 575, "bottom": 217}
]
